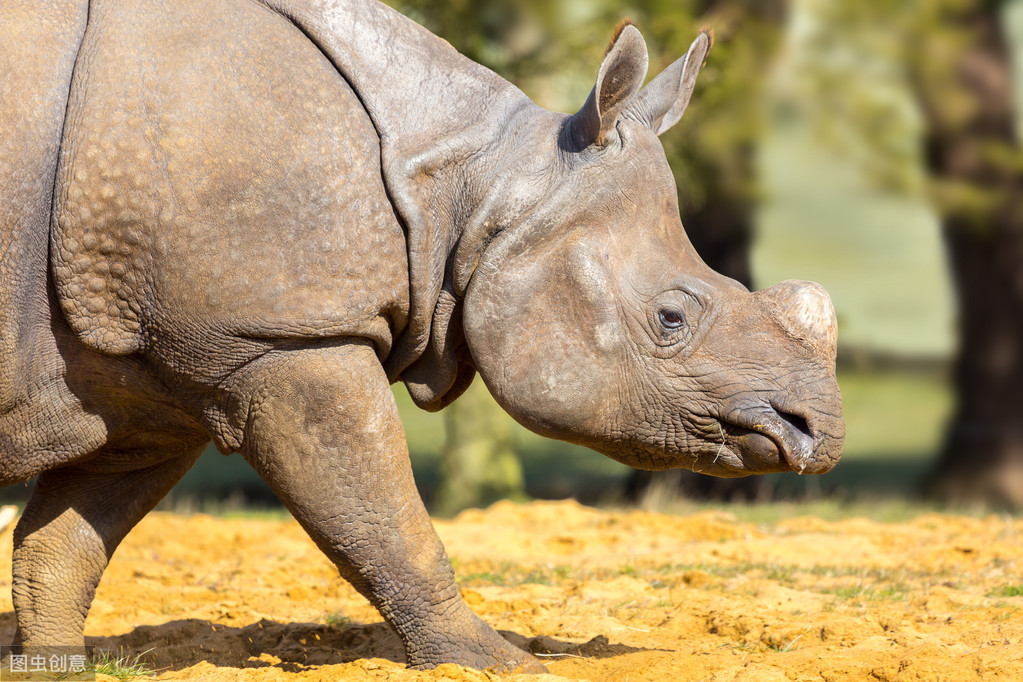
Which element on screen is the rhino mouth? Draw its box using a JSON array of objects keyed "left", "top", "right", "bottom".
[{"left": 719, "top": 405, "right": 833, "bottom": 475}]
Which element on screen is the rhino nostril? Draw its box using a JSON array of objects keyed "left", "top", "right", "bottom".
[{"left": 777, "top": 409, "right": 812, "bottom": 441}]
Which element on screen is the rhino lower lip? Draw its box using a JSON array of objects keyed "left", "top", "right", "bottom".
[{"left": 721, "top": 425, "right": 791, "bottom": 474}]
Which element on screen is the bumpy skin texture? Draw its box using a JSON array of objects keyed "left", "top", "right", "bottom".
[{"left": 0, "top": 0, "right": 844, "bottom": 672}]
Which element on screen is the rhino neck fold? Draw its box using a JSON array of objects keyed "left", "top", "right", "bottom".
[{"left": 260, "top": 0, "right": 529, "bottom": 408}]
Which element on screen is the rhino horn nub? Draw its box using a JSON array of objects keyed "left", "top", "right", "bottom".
[{"left": 768, "top": 280, "right": 838, "bottom": 363}]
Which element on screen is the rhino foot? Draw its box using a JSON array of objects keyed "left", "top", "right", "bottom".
[{"left": 405, "top": 613, "right": 546, "bottom": 673}]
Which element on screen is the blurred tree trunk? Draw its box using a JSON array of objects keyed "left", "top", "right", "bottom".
[
  {"left": 684, "top": 195, "right": 753, "bottom": 288},
  {"left": 916, "top": 1, "right": 1023, "bottom": 506},
  {"left": 434, "top": 381, "right": 525, "bottom": 516}
]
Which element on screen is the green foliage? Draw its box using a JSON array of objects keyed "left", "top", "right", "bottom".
[
  {"left": 792, "top": 0, "right": 1021, "bottom": 221},
  {"left": 781, "top": 0, "right": 931, "bottom": 195}
]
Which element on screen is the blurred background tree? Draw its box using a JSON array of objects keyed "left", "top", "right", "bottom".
[{"left": 434, "top": 381, "right": 526, "bottom": 516}]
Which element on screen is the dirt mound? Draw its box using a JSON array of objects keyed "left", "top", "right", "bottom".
[{"left": 0, "top": 500, "right": 1020, "bottom": 680}]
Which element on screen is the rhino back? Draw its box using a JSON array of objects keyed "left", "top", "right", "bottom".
[
  {"left": 0, "top": 0, "right": 88, "bottom": 410},
  {"left": 52, "top": 0, "right": 409, "bottom": 383}
]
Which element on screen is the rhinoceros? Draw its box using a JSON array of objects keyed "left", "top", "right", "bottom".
[{"left": 0, "top": 0, "right": 843, "bottom": 672}]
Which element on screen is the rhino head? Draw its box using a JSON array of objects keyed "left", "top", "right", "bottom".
[{"left": 461, "top": 26, "right": 844, "bottom": 477}]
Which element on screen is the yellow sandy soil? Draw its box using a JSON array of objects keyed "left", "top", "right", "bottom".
[{"left": 0, "top": 500, "right": 1020, "bottom": 680}]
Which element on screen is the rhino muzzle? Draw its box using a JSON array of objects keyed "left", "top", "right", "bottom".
[{"left": 711, "top": 279, "right": 843, "bottom": 476}]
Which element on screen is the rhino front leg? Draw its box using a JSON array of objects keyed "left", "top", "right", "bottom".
[
  {"left": 12, "top": 446, "right": 204, "bottom": 647},
  {"left": 236, "top": 342, "right": 542, "bottom": 672}
]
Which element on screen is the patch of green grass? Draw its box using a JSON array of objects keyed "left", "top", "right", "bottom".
[
  {"left": 805, "top": 565, "right": 920, "bottom": 583},
  {"left": 324, "top": 611, "right": 355, "bottom": 630},
  {"left": 454, "top": 558, "right": 941, "bottom": 604},
  {"left": 825, "top": 585, "right": 907, "bottom": 603},
  {"left": 992, "top": 606, "right": 1019, "bottom": 621},
  {"left": 90, "top": 650, "right": 155, "bottom": 681},
  {"left": 525, "top": 565, "right": 574, "bottom": 585},
  {"left": 766, "top": 565, "right": 798, "bottom": 582},
  {"left": 456, "top": 562, "right": 574, "bottom": 587},
  {"left": 766, "top": 626, "right": 815, "bottom": 653},
  {"left": 459, "top": 570, "right": 513, "bottom": 586},
  {"left": 988, "top": 585, "right": 1023, "bottom": 598}
]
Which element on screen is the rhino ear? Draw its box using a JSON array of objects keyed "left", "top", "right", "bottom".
[
  {"left": 622, "top": 31, "right": 711, "bottom": 136},
  {"left": 570, "top": 22, "right": 649, "bottom": 148}
]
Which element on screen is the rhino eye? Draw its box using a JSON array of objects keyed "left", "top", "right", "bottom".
[{"left": 658, "top": 308, "right": 685, "bottom": 330}]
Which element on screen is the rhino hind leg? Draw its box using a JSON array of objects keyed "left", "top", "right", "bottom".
[
  {"left": 11, "top": 445, "right": 204, "bottom": 648},
  {"left": 234, "top": 341, "right": 544, "bottom": 673}
]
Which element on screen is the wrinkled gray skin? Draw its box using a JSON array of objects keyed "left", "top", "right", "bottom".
[{"left": 0, "top": 0, "right": 844, "bottom": 672}]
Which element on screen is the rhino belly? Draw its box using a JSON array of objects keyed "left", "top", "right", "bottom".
[{"left": 52, "top": 0, "right": 409, "bottom": 383}]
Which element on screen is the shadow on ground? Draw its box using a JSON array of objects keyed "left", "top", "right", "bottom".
[
  {"left": 90, "top": 618, "right": 403, "bottom": 672},
  {"left": 0, "top": 612, "right": 647, "bottom": 675}
]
